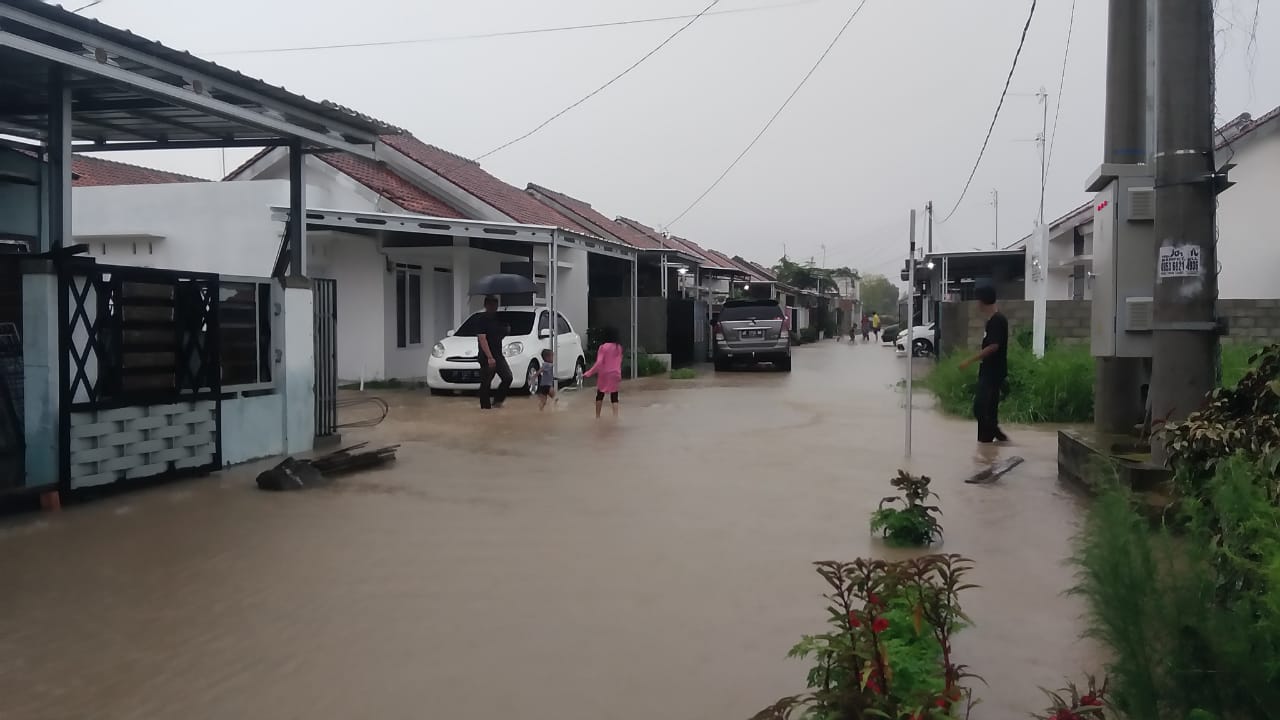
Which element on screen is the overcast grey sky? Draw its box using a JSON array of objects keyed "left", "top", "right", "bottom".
[{"left": 81, "top": 0, "right": 1276, "bottom": 278}]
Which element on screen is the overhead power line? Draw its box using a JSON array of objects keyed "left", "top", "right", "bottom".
[
  {"left": 939, "top": 0, "right": 1038, "bottom": 224},
  {"left": 70, "top": 0, "right": 105, "bottom": 13},
  {"left": 208, "top": 0, "right": 820, "bottom": 56},
  {"left": 666, "top": 0, "right": 872, "bottom": 228},
  {"left": 474, "top": 0, "right": 725, "bottom": 161},
  {"left": 1045, "top": 0, "right": 1077, "bottom": 182}
]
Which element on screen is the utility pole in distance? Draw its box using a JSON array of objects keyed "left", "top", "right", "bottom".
[
  {"left": 989, "top": 189, "right": 999, "bottom": 249},
  {"left": 1150, "top": 0, "right": 1219, "bottom": 464},
  {"left": 926, "top": 201, "right": 934, "bottom": 254}
]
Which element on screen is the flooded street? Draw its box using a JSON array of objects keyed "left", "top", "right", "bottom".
[{"left": 0, "top": 341, "right": 1095, "bottom": 720}]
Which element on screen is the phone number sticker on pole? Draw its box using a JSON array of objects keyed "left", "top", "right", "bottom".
[{"left": 1157, "top": 244, "right": 1204, "bottom": 278}]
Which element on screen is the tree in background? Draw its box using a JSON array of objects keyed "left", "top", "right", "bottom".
[
  {"left": 773, "top": 256, "right": 859, "bottom": 293},
  {"left": 860, "top": 274, "right": 902, "bottom": 316}
]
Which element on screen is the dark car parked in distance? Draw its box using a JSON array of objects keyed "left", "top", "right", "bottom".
[{"left": 713, "top": 299, "right": 791, "bottom": 372}]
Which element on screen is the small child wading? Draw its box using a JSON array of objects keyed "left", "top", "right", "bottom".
[
  {"left": 536, "top": 349, "right": 557, "bottom": 411},
  {"left": 584, "top": 328, "right": 623, "bottom": 418}
]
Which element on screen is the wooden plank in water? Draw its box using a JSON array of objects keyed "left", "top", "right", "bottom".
[{"left": 964, "top": 455, "right": 1025, "bottom": 484}]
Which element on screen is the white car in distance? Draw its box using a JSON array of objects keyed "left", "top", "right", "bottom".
[
  {"left": 427, "top": 306, "right": 586, "bottom": 394},
  {"left": 895, "top": 322, "right": 937, "bottom": 357}
]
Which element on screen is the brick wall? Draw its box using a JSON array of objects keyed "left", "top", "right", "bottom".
[{"left": 938, "top": 298, "right": 1280, "bottom": 353}]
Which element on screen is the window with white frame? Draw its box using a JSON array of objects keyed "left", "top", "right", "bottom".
[
  {"left": 395, "top": 263, "right": 423, "bottom": 348},
  {"left": 220, "top": 280, "right": 273, "bottom": 390}
]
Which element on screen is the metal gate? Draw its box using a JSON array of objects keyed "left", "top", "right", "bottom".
[
  {"left": 58, "top": 259, "right": 222, "bottom": 490},
  {"left": 313, "top": 278, "right": 338, "bottom": 440}
]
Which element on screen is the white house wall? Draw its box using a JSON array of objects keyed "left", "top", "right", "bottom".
[
  {"left": 308, "top": 231, "right": 388, "bottom": 383},
  {"left": 73, "top": 180, "right": 290, "bottom": 275},
  {"left": 1217, "top": 122, "right": 1280, "bottom": 300}
]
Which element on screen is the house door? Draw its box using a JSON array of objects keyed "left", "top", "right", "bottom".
[{"left": 432, "top": 268, "right": 454, "bottom": 340}]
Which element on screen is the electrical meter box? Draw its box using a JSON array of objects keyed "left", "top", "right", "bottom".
[{"left": 1088, "top": 164, "right": 1156, "bottom": 358}]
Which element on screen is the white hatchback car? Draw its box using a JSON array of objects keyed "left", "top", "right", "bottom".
[
  {"left": 426, "top": 306, "right": 586, "bottom": 393},
  {"left": 895, "top": 322, "right": 937, "bottom": 357}
]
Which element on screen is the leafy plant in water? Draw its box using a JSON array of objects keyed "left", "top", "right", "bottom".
[
  {"left": 1033, "top": 675, "right": 1110, "bottom": 720},
  {"left": 870, "top": 471, "right": 943, "bottom": 547},
  {"left": 751, "top": 554, "right": 979, "bottom": 720}
]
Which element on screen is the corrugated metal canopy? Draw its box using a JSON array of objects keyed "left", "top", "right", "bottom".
[{"left": 0, "top": 0, "right": 386, "bottom": 155}]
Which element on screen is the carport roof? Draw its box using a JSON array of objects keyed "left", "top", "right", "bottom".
[{"left": 0, "top": 0, "right": 385, "bottom": 155}]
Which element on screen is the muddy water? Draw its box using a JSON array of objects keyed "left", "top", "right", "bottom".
[{"left": 0, "top": 342, "right": 1096, "bottom": 720}]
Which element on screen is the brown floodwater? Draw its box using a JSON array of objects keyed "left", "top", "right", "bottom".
[{"left": 0, "top": 341, "right": 1097, "bottom": 720}]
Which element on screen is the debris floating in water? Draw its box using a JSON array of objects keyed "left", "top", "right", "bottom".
[
  {"left": 256, "top": 442, "right": 400, "bottom": 491},
  {"left": 964, "top": 456, "right": 1025, "bottom": 485}
]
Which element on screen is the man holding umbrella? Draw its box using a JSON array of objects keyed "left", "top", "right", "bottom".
[{"left": 475, "top": 295, "right": 512, "bottom": 409}]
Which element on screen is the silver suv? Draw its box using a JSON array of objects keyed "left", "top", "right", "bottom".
[{"left": 713, "top": 300, "right": 791, "bottom": 372}]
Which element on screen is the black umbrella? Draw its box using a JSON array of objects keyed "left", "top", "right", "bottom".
[{"left": 469, "top": 273, "right": 537, "bottom": 296}]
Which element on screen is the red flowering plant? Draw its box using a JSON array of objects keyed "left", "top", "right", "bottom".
[
  {"left": 751, "top": 555, "right": 980, "bottom": 720},
  {"left": 1033, "top": 675, "right": 1110, "bottom": 720}
]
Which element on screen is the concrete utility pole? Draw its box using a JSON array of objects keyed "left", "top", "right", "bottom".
[
  {"left": 990, "top": 189, "right": 999, "bottom": 249},
  {"left": 1031, "top": 87, "right": 1050, "bottom": 358},
  {"left": 926, "top": 201, "right": 933, "bottom": 254},
  {"left": 1150, "top": 0, "right": 1219, "bottom": 464},
  {"left": 905, "top": 209, "right": 917, "bottom": 458},
  {"left": 1093, "top": 0, "right": 1150, "bottom": 436}
]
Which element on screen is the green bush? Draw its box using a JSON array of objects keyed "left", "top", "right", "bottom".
[
  {"left": 670, "top": 368, "right": 696, "bottom": 380},
  {"left": 922, "top": 344, "right": 1095, "bottom": 424},
  {"left": 1072, "top": 457, "right": 1280, "bottom": 720},
  {"left": 1220, "top": 343, "right": 1263, "bottom": 388},
  {"left": 622, "top": 351, "right": 667, "bottom": 379}
]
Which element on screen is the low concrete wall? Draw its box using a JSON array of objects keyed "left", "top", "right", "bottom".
[
  {"left": 941, "top": 298, "right": 1280, "bottom": 353},
  {"left": 221, "top": 393, "right": 286, "bottom": 466}
]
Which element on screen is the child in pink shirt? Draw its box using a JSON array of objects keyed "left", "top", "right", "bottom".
[{"left": 584, "top": 327, "right": 624, "bottom": 418}]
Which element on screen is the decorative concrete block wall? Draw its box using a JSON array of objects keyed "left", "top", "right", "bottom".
[
  {"left": 68, "top": 401, "right": 217, "bottom": 488},
  {"left": 942, "top": 298, "right": 1280, "bottom": 353}
]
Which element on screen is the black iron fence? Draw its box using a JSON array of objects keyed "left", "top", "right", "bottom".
[
  {"left": 313, "top": 277, "right": 338, "bottom": 439},
  {"left": 58, "top": 259, "right": 222, "bottom": 489}
]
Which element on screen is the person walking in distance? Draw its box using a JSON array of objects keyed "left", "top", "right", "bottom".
[
  {"left": 871, "top": 312, "right": 882, "bottom": 341},
  {"left": 584, "top": 326, "right": 623, "bottom": 418},
  {"left": 475, "top": 295, "right": 513, "bottom": 410},
  {"left": 959, "top": 285, "right": 1009, "bottom": 443}
]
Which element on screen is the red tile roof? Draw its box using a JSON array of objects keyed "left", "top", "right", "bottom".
[
  {"left": 526, "top": 184, "right": 666, "bottom": 250},
  {"left": 72, "top": 155, "right": 208, "bottom": 187},
  {"left": 380, "top": 134, "right": 593, "bottom": 233},
  {"left": 317, "top": 153, "right": 462, "bottom": 218},
  {"left": 615, "top": 217, "right": 709, "bottom": 260}
]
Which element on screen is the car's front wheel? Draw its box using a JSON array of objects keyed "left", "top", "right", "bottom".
[{"left": 912, "top": 339, "right": 934, "bottom": 357}]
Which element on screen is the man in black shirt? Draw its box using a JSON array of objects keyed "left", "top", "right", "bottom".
[
  {"left": 959, "top": 285, "right": 1009, "bottom": 443},
  {"left": 475, "top": 295, "right": 513, "bottom": 410}
]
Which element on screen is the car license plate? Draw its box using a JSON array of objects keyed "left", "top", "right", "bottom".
[{"left": 743, "top": 329, "right": 764, "bottom": 339}]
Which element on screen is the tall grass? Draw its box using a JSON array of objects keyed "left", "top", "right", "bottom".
[
  {"left": 1220, "top": 344, "right": 1262, "bottom": 388},
  {"left": 1072, "top": 458, "right": 1280, "bottom": 720},
  {"left": 921, "top": 343, "right": 1095, "bottom": 424}
]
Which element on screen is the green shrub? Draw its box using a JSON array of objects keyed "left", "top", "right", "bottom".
[
  {"left": 1220, "top": 343, "right": 1263, "bottom": 388},
  {"left": 922, "top": 344, "right": 1095, "bottom": 424},
  {"left": 622, "top": 351, "right": 667, "bottom": 379},
  {"left": 753, "top": 555, "right": 976, "bottom": 720},
  {"left": 869, "top": 470, "right": 942, "bottom": 547},
  {"left": 1072, "top": 457, "right": 1280, "bottom": 720},
  {"left": 669, "top": 368, "right": 696, "bottom": 380}
]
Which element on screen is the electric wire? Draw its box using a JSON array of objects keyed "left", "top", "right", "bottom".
[
  {"left": 474, "top": 0, "right": 724, "bottom": 161},
  {"left": 665, "top": 0, "right": 872, "bottom": 228},
  {"left": 70, "top": 0, "right": 104, "bottom": 13},
  {"left": 939, "top": 0, "right": 1039, "bottom": 224},
  {"left": 1044, "top": 0, "right": 1076, "bottom": 184},
  {"left": 336, "top": 396, "right": 390, "bottom": 430},
  {"left": 208, "top": 0, "right": 816, "bottom": 56}
]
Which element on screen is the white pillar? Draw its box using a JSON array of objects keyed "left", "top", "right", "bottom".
[
  {"left": 22, "top": 265, "right": 60, "bottom": 487},
  {"left": 280, "top": 284, "right": 315, "bottom": 455},
  {"left": 452, "top": 237, "right": 470, "bottom": 326},
  {"left": 1032, "top": 223, "right": 1050, "bottom": 358}
]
